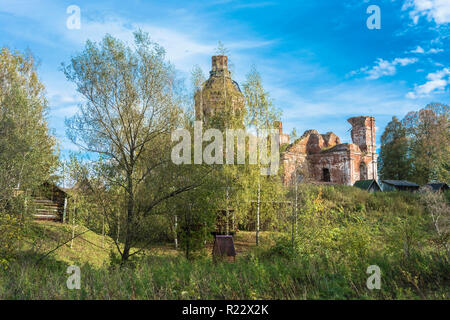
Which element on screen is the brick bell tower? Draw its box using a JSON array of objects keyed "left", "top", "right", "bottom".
[
  {"left": 347, "top": 116, "right": 378, "bottom": 180},
  {"left": 211, "top": 55, "right": 230, "bottom": 78},
  {"left": 194, "top": 55, "right": 244, "bottom": 122},
  {"left": 347, "top": 116, "right": 376, "bottom": 153}
]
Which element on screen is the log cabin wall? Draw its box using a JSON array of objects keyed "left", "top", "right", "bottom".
[{"left": 32, "top": 182, "right": 67, "bottom": 222}]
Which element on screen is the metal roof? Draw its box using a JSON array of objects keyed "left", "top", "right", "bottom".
[
  {"left": 426, "top": 182, "right": 449, "bottom": 191},
  {"left": 382, "top": 180, "right": 419, "bottom": 187},
  {"left": 354, "top": 179, "right": 381, "bottom": 190}
]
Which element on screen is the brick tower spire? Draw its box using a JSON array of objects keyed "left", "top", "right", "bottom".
[
  {"left": 347, "top": 116, "right": 376, "bottom": 153},
  {"left": 194, "top": 55, "right": 244, "bottom": 122}
]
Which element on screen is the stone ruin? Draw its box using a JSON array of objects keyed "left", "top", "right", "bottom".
[
  {"left": 195, "top": 55, "right": 378, "bottom": 186},
  {"left": 281, "top": 116, "right": 378, "bottom": 186}
]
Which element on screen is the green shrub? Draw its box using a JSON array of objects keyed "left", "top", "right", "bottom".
[
  {"left": 1, "top": 185, "right": 448, "bottom": 300},
  {"left": 0, "top": 212, "right": 23, "bottom": 269}
]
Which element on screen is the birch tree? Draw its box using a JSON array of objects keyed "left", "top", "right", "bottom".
[
  {"left": 63, "top": 31, "right": 208, "bottom": 262},
  {"left": 0, "top": 47, "right": 57, "bottom": 210},
  {"left": 242, "top": 66, "right": 283, "bottom": 245}
]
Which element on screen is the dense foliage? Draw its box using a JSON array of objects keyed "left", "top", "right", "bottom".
[
  {"left": 379, "top": 103, "right": 449, "bottom": 184},
  {"left": 0, "top": 48, "right": 58, "bottom": 267},
  {"left": 1, "top": 186, "right": 448, "bottom": 299}
]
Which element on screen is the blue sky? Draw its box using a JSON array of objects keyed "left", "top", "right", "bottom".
[{"left": 1, "top": 0, "right": 449, "bottom": 159}]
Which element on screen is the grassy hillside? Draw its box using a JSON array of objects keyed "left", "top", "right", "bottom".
[
  {"left": 15, "top": 221, "right": 274, "bottom": 267},
  {"left": 1, "top": 186, "right": 449, "bottom": 299},
  {"left": 22, "top": 221, "right": 115, "bottom": 267}
]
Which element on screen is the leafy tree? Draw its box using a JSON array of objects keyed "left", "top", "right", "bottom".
[
  {"left": 215, "top": 41, "right": 234, "bottom": 77},
  {"left": 242, "top": 66, "right": 285, "bottom": 244},
  {"left": 63, "top": 32, "right": 209, "bottom": 262},
  {"left": 403, "top": 103, "right": 449, "bottom": 184},
  {"left": 190, "top": 58, "right": 286, "bottom": 244},
  {"left": 379, "top": 116, "right": 411, "bottom": 180},
  {"left": 290, "top": 128, "right": 298, "bottom": 142},
  {"left": 191, "top": 64, "right": 206, "bottom": 121},
  {"left": 379, "top": 103, "right": 449, "bottom": 184},
  {"left": 419, "top": 186, "right": 449, "bottom": 255},
  {"left": 168, "top": 161, "right": 220, "bottom": 260},
  {"left": 243, "top": 66, "right": 281, "bottom": 130},
  {"left": 0, "top": 47, "right": 57, "bottom": 267},
  {"left": 215, "top": 41, "right": 229, "bottom": 56},
  {"left": 0, "top": 47, "right": 58, "bottom": 208}
]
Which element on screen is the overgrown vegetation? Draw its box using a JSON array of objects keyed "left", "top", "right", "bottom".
[
  {"left": 0, "top": 47, "right": 58, "bottom": 269},
  {"left": 1, "top": 186, "right": 448, "bottom": 299},
  {"left": 379, "top": 103, "right": 449, "bottom": 184}
]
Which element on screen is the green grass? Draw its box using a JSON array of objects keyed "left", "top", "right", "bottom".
[
  {"left": 20, "top": 221, "right": 115, "bottom": 267},
  {"left": 1, "top": 186, "right": 449, "bottom": 300},
  {"left": 18, "top": 221, "right": 274, "bottom": 267},
  {"left": 1, "top": 245, "right": 448, "bottom": 299}
]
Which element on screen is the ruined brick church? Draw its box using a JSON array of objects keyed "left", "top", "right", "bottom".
[
  {"left": 279, "top": 117, "right": 378, "bottom": 186},
  {"left": 195, "top": 55, "right": 378, "bottom": 186}
]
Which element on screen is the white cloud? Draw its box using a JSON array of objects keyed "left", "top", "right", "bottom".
[
  {"left": 271, "top": 80, "right": 420, "bottom": 146},
  {"left": 59, "top": 18, "right": 216, "bottom": 73},
  {"left": 428, "top": 48, "right": 444, "bottom": 53},
  {"left": 350, "top": 57, "right": 418, "bottom": 80},
  {"left": 48, "top": 91, "right": 81, "bottom": 105},
  {"left": 233, "top": 1, "right": 276, "bottom": 9},
  {"left": 411, "top": 46, "right": 425, "bottom": 53},
  {"left": 367, "top": 59, "right": 398, "bottom": 79},
  {"left": 407, "top": 67, "right": 450, "bottom": 98},
  {"left": 0, "top": 2, "right": 273, "bottom": 75},
  {"left": 393, "top": 57, "right": 418, "bottom": 66},
  {"left": 62, "top": 18, "right": 274, "bottom": 77},
  {"left": 409, "top": 45, "right": 444, "bottom": 54},
  {"left": 402, "top": 0, "right": 450, "bottom": 24}
]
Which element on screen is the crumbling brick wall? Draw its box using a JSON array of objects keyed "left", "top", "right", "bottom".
[{"left": 281, "top": 116, "right": 378, "bottom": 186}]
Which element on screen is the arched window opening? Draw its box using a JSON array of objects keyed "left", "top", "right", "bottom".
[
  {"left": 322, "top": 168, "right": 330, "bottom": 182},
  {"left": 360, "top": 162, "right": 367, "bottom": 180}
]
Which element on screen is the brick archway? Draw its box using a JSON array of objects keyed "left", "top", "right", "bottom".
[{"left": 360, "top": 162, "right": 367, "bottom": 180}]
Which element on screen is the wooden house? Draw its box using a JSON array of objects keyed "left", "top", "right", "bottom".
[
  {"left": 425, "top": 182, "right": 449, "bottom": 192},
  {"left": 32, "top": 182, "right": 68, "bottom": 222},
  {"left": 381, "top": 180, "right": 420, "bottom": 192}
]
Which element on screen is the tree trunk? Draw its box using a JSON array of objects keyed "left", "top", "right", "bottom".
[
  {"left": 121, "top": 173, "right": 134, "bottom": 262},
  {"left": 102, "top": 209, "right": 105, "bottom": 249},
  {"left": 174, "top": 214, "right": 178, "bottom": 249},
  {"left": 256, "top": 181, "right": 260, "bottom": 246},
  {"left": 292, "top": 178, "right": 298, "bottom": 246},
  {"left": 185, "top": 226, "right": 191, "bottom": 260},
  {"left": 256, "top": 128, "right": 261, "bottom": 246},
  {"left": 226, "top": 188, "right": 229, "bottom": 235},
  {"left": 71, "top": 207, "right": 76, "bottom": 249}
]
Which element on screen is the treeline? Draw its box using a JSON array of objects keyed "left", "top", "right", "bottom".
[
  {"left": 0, "top": 31, "right": 284, "bottom": 264},
  {"left": 2, "top": 30, "right": 449, "bottom": 270},
  {"left": 379, "top": 103, "right": 449, "bottom": 184},
  {"left": 0, "top": 48, "right": 58, "bottom": 268}
]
